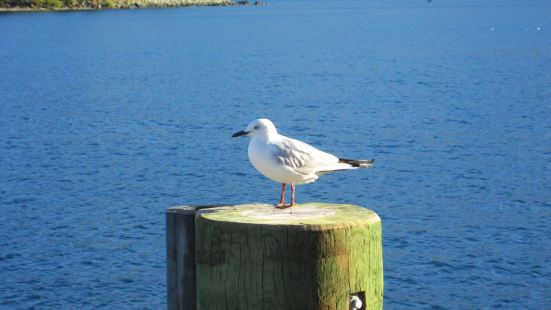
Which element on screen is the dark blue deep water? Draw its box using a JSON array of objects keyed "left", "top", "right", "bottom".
[{"left": 1, "top": 0, "right": 550, "bottom": 308}]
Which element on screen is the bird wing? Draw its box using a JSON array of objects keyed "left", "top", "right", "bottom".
[{"left": 271, "top": 136, "right": 348, "bottom": 175}]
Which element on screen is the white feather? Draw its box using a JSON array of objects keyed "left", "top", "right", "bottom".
[{"left": 241, "top": 119, "right": 371, "bottom": 185}]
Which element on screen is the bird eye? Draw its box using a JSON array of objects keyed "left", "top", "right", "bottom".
[{"left": 254, "top": 125, "right": 260, "bottom": 130}]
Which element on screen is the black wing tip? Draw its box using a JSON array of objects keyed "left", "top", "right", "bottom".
[{"left": 338, "top": 158, "right": 375, "bottom": 167}]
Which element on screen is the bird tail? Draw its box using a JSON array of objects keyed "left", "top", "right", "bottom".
[{"left": 338, "top": 158, "right": 374, "bottom": 168}]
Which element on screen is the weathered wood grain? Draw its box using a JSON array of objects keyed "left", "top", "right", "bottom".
[
  {"left": 166, "top": 205, "right": 224, "bottom": 310},
  {"left": 194, "top": 203, "right": 383, "bottom": 310}
]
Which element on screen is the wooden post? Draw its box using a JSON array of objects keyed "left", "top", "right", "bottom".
[
  {"left": 193, "top": 203, "right": 383, "bottom": 310},
  {"left": 166, "top": 205, "right": 223, "bottom": 310}
]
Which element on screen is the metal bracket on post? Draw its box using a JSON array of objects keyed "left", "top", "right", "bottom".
[{"left": 349, "top": 291, "right": 365, "bottom": 310}]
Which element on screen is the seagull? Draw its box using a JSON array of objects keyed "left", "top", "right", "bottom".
[{"left": 232, "top": 118, "right": 374, "bottom": 208}]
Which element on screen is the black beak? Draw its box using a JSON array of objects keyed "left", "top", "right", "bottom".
[{"left": 232, "top": 130, "right": 249, "bottom": 138}]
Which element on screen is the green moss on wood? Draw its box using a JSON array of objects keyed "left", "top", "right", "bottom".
[
  {"left": 195, "top": 203, "right": 383, "bottom": 310},
  {"left": 198, "top": 203, "right": 380, "bottom": 228}
]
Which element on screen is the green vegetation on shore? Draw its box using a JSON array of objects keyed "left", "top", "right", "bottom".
[{"left": 0, "top": 0, "right": 262, "bottom": 10}]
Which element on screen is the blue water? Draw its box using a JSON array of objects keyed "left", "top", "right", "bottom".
[{"left": 1, "top": 0, "right": 550, "bottom": 308}]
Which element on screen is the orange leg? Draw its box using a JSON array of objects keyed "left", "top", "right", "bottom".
[
  {"left": 276, "top": 183, "right": 286, "bottom": 207},
  {"left": 290, "top": 182, "right": 296, "bottom": 207}
]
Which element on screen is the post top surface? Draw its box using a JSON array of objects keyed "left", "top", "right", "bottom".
[{"left": 195, "top": 203, "right": 380, "bottom": 228}]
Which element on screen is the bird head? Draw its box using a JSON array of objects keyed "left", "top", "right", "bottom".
[{"left": 232, "top": 118, "right": 278, "bottom": 139}]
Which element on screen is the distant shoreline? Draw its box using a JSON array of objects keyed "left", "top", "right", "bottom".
[{"left": 0, "top": 0, "right": 265, "bottom": 12}]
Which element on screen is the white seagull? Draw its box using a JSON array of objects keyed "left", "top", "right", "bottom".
[{"left": 232, "top": 118, "right": 374, "bottom": 208}]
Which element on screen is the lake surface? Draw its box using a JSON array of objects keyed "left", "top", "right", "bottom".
[{"left": 1, "top": 0, "right": 550, "bottom": 308}]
